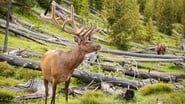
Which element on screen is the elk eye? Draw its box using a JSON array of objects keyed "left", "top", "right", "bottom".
[{"left": 85, "top": 42, "right": 90, "bottom": 45}]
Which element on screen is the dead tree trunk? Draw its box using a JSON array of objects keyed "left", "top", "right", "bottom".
[
  {"left": 101, "top": 48, "right": 185, "bottom": 61},
  {"left": 1, "top": 54, "right": 185, "bottom": 85},
  {"left": 0, "top": 19, "right": 74, "bottom": 47},
  {"left": 14, "top": 78, "right": 52, "bottom": 101},
  {"left": 0, "top": 54, "right": 140, "bottom": 89},
  {"left": 3, "top": 0, "right": 12, "bottom": 52},
  {"left": 101, "top": 64, "right": 183, "bottom": 82}
]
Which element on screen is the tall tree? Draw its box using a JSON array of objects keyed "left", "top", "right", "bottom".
[
  {"left": 143, "top": 0, "right": 154, "bottom": 21},
  {"left": 153, "top": 0, "right": 183, "bottom": 35},
  {"left": 103, "top": 0, "right": 140, "bottom": 50},
  {"left": 181, "top": 0, "right": 185, "bottom": 35},
  {"left": 14, "top": 0, "right": 36, "bottom": 14},
  {"left": 70, "top": 0, "right": 90, "bottom": 18},
  {"left": 0, "top": 0, "right": 9, "bottom": 18},
  {"left": 80, "top": 0, "right": 90, "bottom": 18},
  {"left": 137, "top": 0, "right": 146, "bottom": 13},
  {"left": 3, "top": 0, "right": 12, "bottom": 53},
  {"left": 89, "top": 0, "right": 103, "bottom": 12}
]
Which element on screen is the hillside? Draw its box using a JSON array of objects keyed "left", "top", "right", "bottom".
[{"left": 0, "top": 0, "right": 185, "bottom": 104}]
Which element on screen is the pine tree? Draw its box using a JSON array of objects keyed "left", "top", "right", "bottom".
[
  {"left": 181, "top": 0, "right": 185, "bottom": 35},
  {"left": 0, "top": 0, "right": 9, "bottom": 18},
  {"left": 70, "top": 0, "right": 90, "bottom": 18},
  {"left": 103, "top": 0, "right": 140, "bottom": 50},
  {"left": 153, "top": 0, "right": 183, "bottom": 35},
  {"left": 14, "top": 0, "right": 36, "bottom": 14},
  {"left": 144, "top": 0, "right": 154, "bottom": 21},
  {"left": 80, "top": 0, "right": 90, "bottom": 18}
]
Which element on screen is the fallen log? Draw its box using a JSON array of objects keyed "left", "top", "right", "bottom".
[
  {"left": 1, "top": 49, "right": 184, "bottom": 83},
  {"left": 101, "top": 64, "right": 181, "bottom": 82},
  {"left": 12, "top": 16, "right": 74, "bottom": 44},
  {"left": 0, "top": 54, "right": 140, "bottom": 89},
  {"left": 101, "top": 82, "right": 134, "bottom": 100},
  {"left": 174, "top": 62, "right": 185, "bottom": 69},
  {"left": 102, "top": 56, "right": 184, "bottom": 62},
  {"left": 0, "top": 45, "right": 42, "bottom": 57},
  {"left": 0, "top": 19, "right": 73, "bottom": 47},
  {"left": 13, "top": 78, "right": 52, "bottom": 101},
  {"left": 101, "top": 48, "right": 185, "bottom": 61}
]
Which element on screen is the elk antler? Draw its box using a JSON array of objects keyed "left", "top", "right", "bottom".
[{"left": 40, "top": 1, "right": 98, "bottom": 42}]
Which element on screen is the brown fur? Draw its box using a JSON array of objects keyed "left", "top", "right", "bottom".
[
  {"left": 156, "top": 43, "right": 166, "bottom": 55},
  {"left": 41, "top": 41, "right": 100, "bottom": 104}
]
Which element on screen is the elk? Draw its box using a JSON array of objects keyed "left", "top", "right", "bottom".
[
  {"left": 156, "top": 43, "right": 167, "bottom": 55},
  {"left": 40, "top": 1, "right": 101, "bottom": 104}
]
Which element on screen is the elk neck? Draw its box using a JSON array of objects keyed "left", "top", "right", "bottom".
[{"left": 65, "top": 46, "right": 86, "bottom": 69}]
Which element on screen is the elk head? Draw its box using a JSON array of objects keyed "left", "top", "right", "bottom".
[
  {"left": 41, "top": 1, "right": 100, "bottom": 53},
  {"left": 40, "top": 1, "right": 100, "bottom": 104}
]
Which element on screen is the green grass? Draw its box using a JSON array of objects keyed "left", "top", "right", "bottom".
[
  {"left": 0, "top": 89, "right": 15, "bottom": 102},
  {"left": 17, "top": 10, "right": 75, "bottom": 39},
  {"left": 80, "top": 91, "right": 114, "bottom": 104},
  {"left": 139, "top": 62, "right": 185, "bottom": 73},
  {"left": 15, "top": 67, "right": 42, "bottom": 80},
  {"left": 0, "top": 33, "right": 69, "bottom": 53},
  {"left": 0, "top": 62, "right": 15, "bottom": 77},
  {"left": 138, "top": 83, "right": 174, "bottom": 96},
  {"left": 0, "top": 76, "right": 20, "bottom": 86}
]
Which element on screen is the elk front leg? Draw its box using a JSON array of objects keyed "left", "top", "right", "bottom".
[
  {"left": 51, "top": 80, "right": 57, "bottom": 104},
  {"left": 44, "top": 79, "right": 49, "bottom": 104},
  {"left": 65, "top": 78, "right": 71, "bottom": 103}
]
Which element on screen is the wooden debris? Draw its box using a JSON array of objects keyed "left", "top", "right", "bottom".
[
  {"left": 13, "top": 78, "right": 52, "bottom": 101},
  {"left": 101, "top": 82, "right": 135, "bottom": 100}
]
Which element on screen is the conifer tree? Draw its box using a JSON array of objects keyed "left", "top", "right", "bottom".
[
  {"left": 144, "top": 0, "right": 154, "bottom": 21},
  {"left": 103, "top": 0, "right": 140, "bottom": 50}
]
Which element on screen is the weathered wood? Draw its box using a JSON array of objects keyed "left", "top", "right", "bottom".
[
  {"left": 102, "top": 56, "right": 184, "bottom": 62},
  {"left": 1, "top": 53, "right": 184, "bottom": 84},
  {"left": 101, "top": 48, "right": 185, "bottom": 61},
  {"left": 0, "top": 19, "right": 73, "bottom": 46},
  {"left": 101, "top": 64, "right": 185, "bottom": 82},
  {"left": 12, "top": 16, "right": 74, "bottom": 45},
  {"left": 14, "top": 78, "right": 52, "bottom": 101},
  {"left": 101, "top": 82, "right": 134, "bottom": 100},
  {"left": 3, "top": 0, "right": 11, "bottom": 52},
  {"left": 0, "top": 54, "right": 40, "bottom": 70},
  {"left": 0, "top": 54, "right": 140, "bottom": 89},
  {"left": 174, "top": 62, "right": 185, "bottom": 69},
  {"left": 0, "top": 45, "right": 42, "bottom": 57}
]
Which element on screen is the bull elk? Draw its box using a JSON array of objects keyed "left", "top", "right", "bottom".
[
  {"left": 156, "top": 43, "right": 166, "bottom": 55},
  {"left": 40, "top": 1, "right": 101, "bottom": 104}
]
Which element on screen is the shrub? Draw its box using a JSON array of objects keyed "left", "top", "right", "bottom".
[
  {"left": 0, "top": 76, "right": 19, "bottom": 86},
  {"left": 0, "top": 89, "right": 14, "bottom": 102},
  {"left": 15, "top": 68, "right": 41, "bottom": 80},
  {"left": 71, "top": 77, "right": 89, "bottom": 86},
  {"left": 139, "top": 83, "right": 174, "bottom": 96},
  {"left": 0, "top": 62, "right": 10, "bottom": 71},
  {"left": 0, "top": 62, "right": 15, "bottom": 77}
]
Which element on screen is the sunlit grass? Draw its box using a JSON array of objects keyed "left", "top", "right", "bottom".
[
  {"left": 138, "top": 83, "right": 174, "bottom": 96},
  {"left": 0, "top": 33, "right": 69, "bottom": 53},
  {"left": 17, "top": 10, "right": 75, "bottom": 39},
  {"left": 139, "top": 62, "right": 185, "bottom": 73},
  {"left": 0, "top": 89, "right": 15, "bottom": 102},
  {"left": 0, "top": 76, "right": 20, "bottom": 86},
  {"left": 15, "top": 67, "right": 42, "bottom": 80}
]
